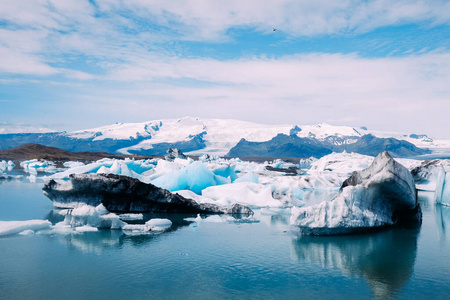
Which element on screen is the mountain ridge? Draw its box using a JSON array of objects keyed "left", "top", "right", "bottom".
[{"left": 0, "top": 117, "right": 446, "bottom": 158}]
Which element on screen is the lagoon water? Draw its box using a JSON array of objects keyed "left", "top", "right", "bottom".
[{"left": 1, "top": 180, "right": 450, "bottom": 299}]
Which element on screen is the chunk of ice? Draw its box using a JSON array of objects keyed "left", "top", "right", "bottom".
[{"left": 0, "top": 220, "right": 52, "bottom": 237}]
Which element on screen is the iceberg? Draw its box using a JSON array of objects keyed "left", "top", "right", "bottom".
[
  {"left": 165, "top": 148, "right": 187, "bottom": 161},
  {"left": 435, "top": 170, "right": 450, "bottom": 206},
  {"left": 410, "top": 159, "right": 446, "bottom": 192},
  {"left": 57, "top": 204, "right": 126, "bottom": 230},
  {"left": 122, "top": 218, "right": 172, "bottom": 233},
  {"left": 20, "top": 159, "right": 58, "bottom": 174},
  {"left": 118, "top": 213, "right": 144, "bottom": 221},
  {"left": 43, "top": 173, "right": 253, "bottom": 215},
  {"left": 63, "top": 161, "right": 85, "bottom": 168},
  {"left": 51, "top": 158, "right": 154, "bottom": 183},
  {"left": 290, "top": 151, "right": 421, "bottom": 235},
  {"left": 0, "top": 160, "right": 15, "bottom": 172},
  {"left": 75, "top": 225, "right": 99, "bottom": 232},
  {"left": 0, "top": 220, "right": 52, "bottom": 237},
  {"left": 309, "top": 152, "right": 374, "bottom": 175},
  {"left": 234, "top": 171, "right": 259, "bottom": 184},
  {"left": 151, "top": 161, "right": 225, "bottom": 194},
  {"left": 200, "top": 182, "right": 284, "bottom": 208}
]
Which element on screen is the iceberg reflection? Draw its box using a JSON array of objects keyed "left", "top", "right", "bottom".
[
  {"left": 49, "top": 211, "right": 194, "bottom": 254},
  {"left": 291, "top": 228, "right": 419, "bottom": 299},
  {"left": 435, "top": 204, "right": 450, "bottom": 240}
]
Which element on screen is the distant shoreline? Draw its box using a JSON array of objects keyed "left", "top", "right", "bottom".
[{"left": 0, "top": 143, "right": 305, "bottom": 164}]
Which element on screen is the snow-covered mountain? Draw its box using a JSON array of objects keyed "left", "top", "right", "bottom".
[{"left": 1, "top": 117, "right": 449, "bottom": 158}]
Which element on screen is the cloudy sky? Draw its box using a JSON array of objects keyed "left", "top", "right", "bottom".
[{"left": 0, "top": 0, "right": 449, "bottom": 138}]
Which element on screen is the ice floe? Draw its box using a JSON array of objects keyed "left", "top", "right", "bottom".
[
  {"left": 0, "top": 220, "right": 52, "bottom": 237},
  {"left": 122, "top": 218, "right": 172, "bottom": 233},
  {"left": 118, "top": 213, "right": 144, "bottom": 221},
  {"left": 0, "top": 160, "right": 15, "bottom": 172},
  {"left": 20, "top": 159, "right": 59, "bottom": 174},
  {"left": 56, "top": 204, "right": 126, "bottom": 230}
]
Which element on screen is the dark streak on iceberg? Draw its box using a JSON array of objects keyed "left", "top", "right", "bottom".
[{"left": 43, "top": 173, "right": 253, "bottom": 215}]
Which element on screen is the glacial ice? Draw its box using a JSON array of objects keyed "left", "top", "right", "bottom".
[
  {"left": 44, "top": 173, "right": 253, "bottom": 215},
  {"left": 43, "top": 153, "right": 368, "bottom": 211},
  {"left": 145, "top": 218, "right": 173, "bottom": 231},
  {"left": 51, "top": 158, "right": 154, "bottom": 183},
  {"left": 118, "top": 213, "right": 144, "bottom": 221},
  {"left": 201, "top": 182, "right": 284, "bottom": 208},
  {"left": 309, "top": 152, "right": 373, "bottom": 175},
  {"left": 63, "top": 161, "right": 85, "bottom": 168},
  {"left": 151, "top": 161, "right": 225, "bottom": 194},
  {"left": 407, "top": 159, "right": 450, "bottom": 205},
  {"left": 234, "top": 171, "right": 259, "bottom": 183},
  {"left": 435, "top": 170, "right": 450, "bottom": 206},
  {"left": 290, "top": 152, "right": 421, "bottom": 235},
  {"left": 212, "top": 165, "right": 238, "bottom": 182},
  {"left": 410, "top": 159, "right": 446, "bottom": 192},
  {"left": 19, "top": 229, "right": 35, "bottom": 235},
  {"left": 53, "top": 205, "right": 173, "bottom": 234},
  {"left": 50, "top": 161, "right": 109, "bottom": 179},
  {"left": 56, "top": 204, "right": 126, "bottom": 230},
  {"left": 165, "top": 148, "right": 187, "bottom": 161},
  {"left": 122, "top": 218, "right": 172, "bottom": 233},
  {"left": 184, "top": 214, "right": 259, "bottom": 225},
  {"left": 20, "top": 159, "right": 58, "bottom": 174},
  {"left": 29, "top": 149, "right": 448, "bottom": 234},
  {"left": 0, "top": 220, "right": 52, "bottom": 237},
  {"left": 0, "top": 160, "right": 15, "bottom": 172},
  {"left": 75, "top": 225, "right": 99, "bottom": 232}
]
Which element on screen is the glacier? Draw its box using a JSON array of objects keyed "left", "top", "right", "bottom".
[{"left": 2, "top": 117, "right": 449, "bottom": 157}]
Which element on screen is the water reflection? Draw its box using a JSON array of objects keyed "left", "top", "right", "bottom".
[
  {"left": 417, "top": 191, "right": 435, "bottom": 212},
  {"left": 57, "top": 230, "right": 125, "bottom": 254},
  {"left": 48, "top": 211, "right": 195, "bottom": 254},
  {"left": 435, "top": 204, "right": 450, "bottom": 241},
  {"left": 291, "top": 228, "right": 420, "bottom": 299}
]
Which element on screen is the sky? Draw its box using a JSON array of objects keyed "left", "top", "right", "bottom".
[{"left": 0, "top": 0, "right": 449, "bottom": 138}]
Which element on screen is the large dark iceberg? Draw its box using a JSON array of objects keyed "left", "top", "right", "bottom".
[
  {"left": 291, "top": 151, "right": 422, "bottom": 235},
  {"left": 43, "top": 173, "right": 253, "bottom": 215}
]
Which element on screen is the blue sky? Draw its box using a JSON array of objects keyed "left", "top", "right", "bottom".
[{"left": 0, "top": 0, "right": 449, "bottom": 138}]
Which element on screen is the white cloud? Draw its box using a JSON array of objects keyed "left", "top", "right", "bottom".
[
  {"left": 106, "top": 52, "right": 450, "bottom": 98},
  {"left": 0, "top": 0, "right": 448, "bottom": 78},
  {"left": 87, "top": 51, "right": 449, "bottom": 137},
  {"left": 0, "top": 0, "right": 449, "bottom": 138},
  {"left": 98, "top": 0, "right": 450, "bottom": 40},
  {"left": 0, "top": 45, "right": 58, "bottom": 75},
  {"left": 0, "top": 122, "right": 55, "bottom": 134}
]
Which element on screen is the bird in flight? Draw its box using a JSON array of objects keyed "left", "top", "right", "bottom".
[{"left": 273, "top": 27, "right": 277, "bottom": 31}]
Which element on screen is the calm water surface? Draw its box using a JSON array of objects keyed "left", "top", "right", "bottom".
[{"left": 1, "top": 180, "right": 449, "bottom": 300}]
